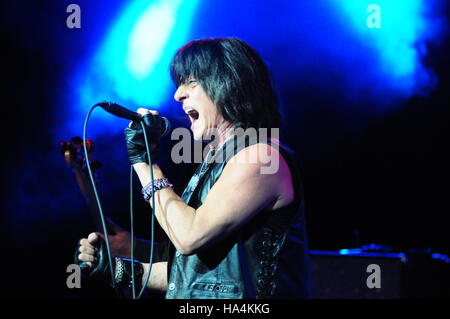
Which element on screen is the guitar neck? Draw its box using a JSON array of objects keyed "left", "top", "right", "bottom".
[{"left": 64, "top": 148, "right": 112, "bottom": 234}]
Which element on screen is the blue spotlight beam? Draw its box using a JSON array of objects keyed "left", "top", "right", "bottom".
[
  {"left": 71, "top": 0, "right": 198, "bottom": 137},
  {"left": 332, "top": 0, "right": 443, "bottom": 95}
]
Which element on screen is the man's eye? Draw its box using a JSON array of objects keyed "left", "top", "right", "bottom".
[{"left": 188, "top": 80, "right": 198, "bottom": 87}]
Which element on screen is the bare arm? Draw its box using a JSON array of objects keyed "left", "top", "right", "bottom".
[
  {"left": 78, "top": 233, "right": 167, "bottom": 292},
  {"left": 132, "top": 142, "right": 294, "bottom": 255},
  {"left": 142, "top": 262, "right": 167, "bottom": 292}
]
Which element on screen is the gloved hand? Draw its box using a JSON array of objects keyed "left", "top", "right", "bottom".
[
  {"left": 124, "top": 113, "right": 165, "bottom": 165},
  {"left": 75, "top": 232, "right": 144, "bottom": 289},
  {"left": 75, "top": 232, "right": 115, "bottom": 282}
]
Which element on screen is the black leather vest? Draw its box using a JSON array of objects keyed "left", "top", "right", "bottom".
[{"left": 165, "top": 135, "right": 311, "bottom": 298}]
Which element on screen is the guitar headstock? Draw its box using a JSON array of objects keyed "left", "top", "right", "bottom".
[
  {"left": 60, "top": 136, "right": 102, "bottom": 174},
  {"left": 60, "top": 137, "right": 106, "bottom": 232}
]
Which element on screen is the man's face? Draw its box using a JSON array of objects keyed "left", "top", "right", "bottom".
[{"left": 174, "top": 77, "right": 224, "bottom": 141}]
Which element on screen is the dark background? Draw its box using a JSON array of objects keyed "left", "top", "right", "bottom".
[{"left": 0, "top": 1, "right": 448, "bottom": 298}]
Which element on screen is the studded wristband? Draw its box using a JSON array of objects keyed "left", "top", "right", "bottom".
[
  {"left": 114, "top": 257, "right": 125, "bottom": 286},
  {"left": 141, "top": 177, "right": 174, "bottom": 202},
  {"left": 113, "top": 258, "right": 144, "bottom": 289}
]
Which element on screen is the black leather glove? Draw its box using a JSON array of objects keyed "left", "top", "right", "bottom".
[
  {"left": 124, "top": 113, "right": 165, "bottom": 165},
  {"left": 74, "top": 236, "right": 115, "bottom": 282}
]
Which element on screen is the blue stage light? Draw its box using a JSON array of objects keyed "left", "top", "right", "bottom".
[
  {"left": 72, "top": 0, "right": 198, "bottom": 136},
  {"left": 54, "top": 0, "right": 447, "bottom": 142},
  {"left": 334, "top": 0, "right": 443, "bottom": 95}
]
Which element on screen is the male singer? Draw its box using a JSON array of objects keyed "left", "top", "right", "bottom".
[{"left": 76, "top": 37, "right": 311, "bottom": 298}]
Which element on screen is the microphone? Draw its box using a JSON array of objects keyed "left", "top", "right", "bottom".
[{"left": 97, "top": 101, "right": 171, "bottom": 136}]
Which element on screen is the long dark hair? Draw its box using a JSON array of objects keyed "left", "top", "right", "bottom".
[{"left": 170, "top": 37, "right": 281, "bottom": 130}]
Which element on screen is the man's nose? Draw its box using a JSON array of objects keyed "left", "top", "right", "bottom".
[{"left": 174, "top": 85, "right": 188, "bottom": 102}]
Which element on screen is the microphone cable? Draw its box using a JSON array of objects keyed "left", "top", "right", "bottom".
[
  {"left": 83, "top": 103, "right": 118, "bottom": 295},
  {"left": 83, "top": 102, "right": 157, "bottom": 299},
  {"left": 132, "top": 120, "right": 156, "bottom": 299}
]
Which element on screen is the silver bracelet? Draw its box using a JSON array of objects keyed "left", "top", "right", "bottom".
[
  {"left": 141, "top": 177, "right": 174, "bottom": 202},
  {"left": 114, "top": 257, "right": 124, "bottom": 285}
]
